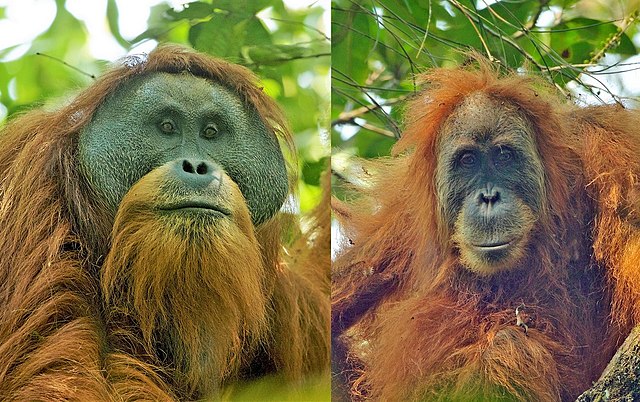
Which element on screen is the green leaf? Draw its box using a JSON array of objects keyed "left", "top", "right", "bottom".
[
  {"left": 550, "top": 18, "right": 621, "bottom": 62},
  {"left": 477, "top": 1, "right": 539, "bottom": 36},
  {"left": 302, "top": 157, "right": 329, "bottom": 186},
  {"left": 615, "top": 33, "right": 637, "bottom": 55},
  {"left": 147, "top": 3, "right": 173, "bottom": 26},
  {"left": 209, "top": 0, "right": 272, "bottom": 15},
  {"left": 559, "top": 41, "right": 593, "bottom": 64},
  {"left": 166, "top": 2, "right": 214, "bottom": 21},
  {"left": 130, "top": 26, "right": 167, "bottom": 44},
  {"left": 189, "top": 17, "right": 241, "bottom": 58},
  {"left": 332, "top": 6, "right": 371, "bottom": 84},
  {"left": 106, "top": 0, "right": 130, "bottom": 48},
  {"left": 244, "top": 44, "right": 315, "bottom": 65},
  {"left": 548, "top": 0, "right": 581, "bottom": 8},
  {"left": 244, "top": 16, "right": 272, "bottom": 47},
  {"left": 377, "top": 0, "right": 419, "bottom": 25}
]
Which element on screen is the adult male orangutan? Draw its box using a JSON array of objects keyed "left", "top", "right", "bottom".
[{"left": 0, "top": 45, "right": 329, "bottom": 401}]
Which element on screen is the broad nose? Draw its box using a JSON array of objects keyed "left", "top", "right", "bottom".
[
  {"left": 478, "top": 185, "right": 501, "bottom": 205},
  {"left": 173, "top": 159, "right": 221, "bottom": 189}
]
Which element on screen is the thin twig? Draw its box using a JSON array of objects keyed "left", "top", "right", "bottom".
[
  {"left": 449, "top": 0, "right": 494, "bottom": 61},
  {"left": 332, "top": 95, "right": 409, "bottom": 126},
  {"left": 512, "top": 0, "right": 549, "bottom": 40},
  {"left": 416, "top": 0, "right": 433, "bottom": 59},
  {"left": 35, "top": 53, "right": 96, "bottom": 79},
  {"left": 358, "top": 122, "right": 396, "bottom": 138},
  {"left": 589, "top": 11, "right": 638, "bottom": 64}
]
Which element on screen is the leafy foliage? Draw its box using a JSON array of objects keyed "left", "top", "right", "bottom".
[{"left": 331, "top": 0, "right": 640, "bottom": 163}]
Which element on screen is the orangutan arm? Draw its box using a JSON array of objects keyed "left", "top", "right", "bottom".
[
  {"left": 266, "top": 268, "right": 330, "bottom": 378},
  {"left": 576, "top": 105, "right": 640, "bottom": 326},
  {"left": 367, "top": 295, "right": 569, "bottom": 402},
  {"left": 574, "top": 105, "right": 640, "bottom": 400}
]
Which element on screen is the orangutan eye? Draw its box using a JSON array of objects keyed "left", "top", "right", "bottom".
[
  {"left": 159, "top": 119, "right": 176, "bottom": 134},
  {"left": 203, "top": 123, "right": 219, "bottom": 139},
  {"left": 459, "top": 152, "right": 477, "bottom": 168},
  {"left": 495, "top": 147, "right": 514, "bottom": 165}
]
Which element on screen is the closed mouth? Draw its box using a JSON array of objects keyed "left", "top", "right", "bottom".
[
  {"left": 159, "top": 202, "right": 231, "bottom": 216},
  {"left": 472, "top": 240, "right": 513, "bottom": 251}
]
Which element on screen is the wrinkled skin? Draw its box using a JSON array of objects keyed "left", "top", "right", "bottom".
[
  {"left": 79, "top": 72, "right": 288, "bottom": 225},
  {"left": 435, "top": 93, "right": 545, "bottom": 274}
]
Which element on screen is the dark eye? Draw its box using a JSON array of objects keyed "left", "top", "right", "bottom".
[
  {"left": 159, "top": 120, "right": 176, "bottom": 134},
  {"left": 496, "top": 148, "right": 513, "bottom": 164},
  {"left": 459, "top": 152, "right": 477, "bottom": 168},
  {"left": 203, "top": 123, "right": 219, "bottom": 139}
]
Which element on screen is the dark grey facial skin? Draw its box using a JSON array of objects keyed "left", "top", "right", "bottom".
[
  {"left": 436, "top": 92, "right": 545, "bottom": 230},
  {"left": 435, "top": 93, "right": 546, "bottom": 272},
  {"left": 78, "top": 72, "right": 288, "bottom": 226}
]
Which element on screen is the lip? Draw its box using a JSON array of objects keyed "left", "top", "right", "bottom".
[
  {"left": 159, "top": 202, "right": 231, "bottom": 216},
  {"left": 471, "top": 240, "right": 513, "bottom": 251}
]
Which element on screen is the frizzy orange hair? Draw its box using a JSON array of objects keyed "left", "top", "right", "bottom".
[
  {"left": 332, "top": 58, "right": 638, "bottom": 401},
  {"left": 333, "top": 60, "right": 579, "bottom": 325},
  {"left": 0, "top": 44, "right": 297, "bottom": 261},
  {"left": 0, "top": 45, "right": 329, "bottom": 401}
]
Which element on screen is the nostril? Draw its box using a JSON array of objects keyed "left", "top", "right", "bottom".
[
  {"left": 196, "top": 162, "right": 208, "bottom": 175},
  {"left": 479, "top": 190, "right": 500, "bottom": 204},
  {"left": 173, "top": 159, "right": 219, "bottom": 190},
  {"left": 182, "top": 160, "right": 195, "bottom": 174}
]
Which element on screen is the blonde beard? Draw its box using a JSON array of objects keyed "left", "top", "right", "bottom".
[{"left": 101, "top": 166, "right": 268, "bottom": 398}]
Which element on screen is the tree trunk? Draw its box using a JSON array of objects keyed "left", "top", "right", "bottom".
[{"left": 577, "top": 325, "right": 640, "bottom": 401}]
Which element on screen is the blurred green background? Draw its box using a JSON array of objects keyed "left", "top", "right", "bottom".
[
  {"left": 331, "top": 0, "right": 640, "bottom": 173},
  {"left": 0, "top": 0, "right": 330, "bottom": 215}
]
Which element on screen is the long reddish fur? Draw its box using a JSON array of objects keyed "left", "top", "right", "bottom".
[
  {"left": 0, "top": 45, "right": 329, "bottom": 400},
  {"left": 332, "top": 61, "right": 640, "bottom": 401}
]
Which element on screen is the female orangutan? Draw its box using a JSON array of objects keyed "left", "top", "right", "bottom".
[{"left": 332, "top": 60, "right": 640, "bottom": 401}]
